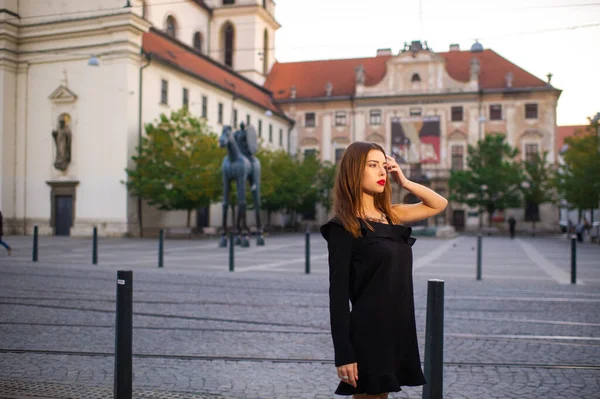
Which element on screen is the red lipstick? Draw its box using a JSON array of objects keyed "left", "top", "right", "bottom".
[{"left": 377, "top": 179, "right": 386, "bottom": 186}]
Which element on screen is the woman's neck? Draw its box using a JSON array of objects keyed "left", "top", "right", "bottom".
[{"left": 360, "top": 192, "right": 379, "bottom": 216}]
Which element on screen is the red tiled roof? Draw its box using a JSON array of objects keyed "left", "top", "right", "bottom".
[
  {"left": 556, "top": 125, "right": 589, "bottom": 155},
  {"left": 265, "top": 49, "right": 551, "bottom": 101},
  {"left": 142, "top": 29, "right": 286, "bottom": 119},
  {"left": 266, "top": 55, "right": 392, "bottom": 100}
]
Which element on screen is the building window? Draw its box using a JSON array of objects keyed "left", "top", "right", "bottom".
[
  {"left": 263, "top": 0, "right": 267, "bottom": 8},
  {"left": 182, "top": 88, "right": 189, "bottom": 108},
  {"left": 411, "top": 73, "right": 421, "bottom": 82},
  {"left": 201, "top": 96, "right": 207, "bottom": 118},
  {"left": 233, "top": 109, "right": 238, "bottom": 128},
  {"left": 268, "top": 124, "right": 273, "bottom": 143},
  {"left": 335, "top": 111, "right": 347, "bottom": 126},
  {"left": 409, "top": 108, "right": 422, "bottom": 117},
  {"left": 218, "top": 103, "right": 223, "bottom": 124},
  {"left": 160, "top": 79, "right": 168, "bottom": 105},
  {"left": 223, "top": 23, "right": 234, "bottom": 68},
  {"left": 525, "top": 143, "right": 539, "bottom": 163},
  {"left": 305, "top": 112, "right": 315, "bottom": 127},
  {"left": 490, "top": 104, "right": 502, "bottom": 120},
  {"left": 165, "top": 15, "right": 177, "bottom": 38},
  {"left": 451, "top": 106, "right": 463, "bottom": 122},
  {"left": 223, "top": 0, "right": 235, "bottom": 4},
  {"left": 451, "top": 145, "right": 464, "bottom": 171},
  {"left": 279, "top": 128, "right": 283, "bottom": 146},
  {"left": 246, "top": 114, "right": 251, "bottom": 127},
  {"left": 193, "top": 32, "right": 202, "bottom": 53},
  {"left": 525, "top": 103, "right": 538, "bottom": 119},
  {"left": 335, "top": 148, "right": 345, "bottom": 163},
  {"left": 370, "top": 109, "right": 382, "bottom": 125},
  {"left": 258, "top": 120, "right": 263, "bottom": 137},
  {"left": 304, "top": 149, "right": 316, "bottom": 158}
]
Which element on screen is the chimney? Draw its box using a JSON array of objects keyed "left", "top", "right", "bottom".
[
  {"left": 376, "top": 48, "right": 392, "bottom": 56},
  {"left": 325, "top": 82, "right": 333, "bottom": 97},
  {"left": 505, "top": 72, "right": 514, "bottom": 88},
  {"left": 449, "top": 43, "right": 460, "bottom": 52}
]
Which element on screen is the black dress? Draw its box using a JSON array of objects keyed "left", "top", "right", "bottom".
[{"left": 320, "top": 218, "right": 426, "bottom": 395}]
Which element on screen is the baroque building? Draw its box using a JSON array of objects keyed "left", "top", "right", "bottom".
[{"left": 265, "top": 41, "right": 561, "bottom": 230}]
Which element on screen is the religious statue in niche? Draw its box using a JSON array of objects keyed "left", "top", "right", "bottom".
[{"left": 52, "top": 113, "right": 72, "bottom": 171}]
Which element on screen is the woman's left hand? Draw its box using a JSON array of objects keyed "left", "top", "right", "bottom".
[{"left": 385, "top": 155, "right": 408, "bottom": 187}]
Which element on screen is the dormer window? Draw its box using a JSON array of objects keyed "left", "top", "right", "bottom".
[{"left": 411, "top": 73, "right": 421, "bottom": 82}]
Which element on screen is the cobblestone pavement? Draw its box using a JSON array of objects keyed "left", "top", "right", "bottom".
[{"left": 0, "top": 233, "right": 598, "bottom": 398}]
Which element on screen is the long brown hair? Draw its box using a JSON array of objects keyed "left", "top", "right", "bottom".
[{"left": 333, "top": 142, "right": 398, "bottom": 237}]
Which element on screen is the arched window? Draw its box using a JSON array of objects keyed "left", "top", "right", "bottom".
[
  {"left": 263, "top": 29, "right": 269, "bottom": 75},
  {"left": 193, "top": 32, "right": 202, "bottom": 53},
  {"left": 223, "top": 22, "right": 234, "bottom": 67},
  {"left": 165, "top": 15, "right": 177, "bottom": 38},
  {"left": 411, "top": 73, "right": 421, "bottom": 82}
]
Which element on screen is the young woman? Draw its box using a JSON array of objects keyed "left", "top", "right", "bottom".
[{"left": 320, "top": 142, "right": 447, "bottom": 398}]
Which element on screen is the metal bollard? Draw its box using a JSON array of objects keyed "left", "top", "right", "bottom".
[
  {"left": 92, "top": 226, "right": 98, "bottom": 265},
  {"left": 476, "top": 234, "right": 482, "bottom": 281},
  {"left": 305, "top": 227, "right": 311, "bottom": 274},
  {"left": 158, "top": 229, "right": 164, "bottom": 268},
  {"left": 422, "top": 279, "right": 445, "bottom": 399},
  {"left": 32, "top": 225, "right": 38, "bottom": 262},
  {"left": 229, "top": 232, "right": 234, "bottom": 272},
  {"left": 114, "top": 270, "right": 133, "bottom": 399},
  {"left": 571, "top": 235, "right": 577, "bottom": 284}
]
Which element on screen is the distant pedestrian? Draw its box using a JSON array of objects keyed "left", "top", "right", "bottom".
[
  {"left": 0, "top": 211, "right": 12, "bottom": 256},
  {"left": 321, "top": 142, "right": 448, "bottom": 397},
  {"left": 576, "top": 220, "right": 585, "bottom": 242},
  {"left": 508, "top": 215, "right": 516, "bottom": 239}
]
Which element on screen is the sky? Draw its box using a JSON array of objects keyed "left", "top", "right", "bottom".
[{"left": 273, "top": 0, "right": 600, "bottom": 126}]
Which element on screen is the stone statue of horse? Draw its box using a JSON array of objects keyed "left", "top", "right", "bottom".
[{"left": 218, "top": 125, "right": 264, "bottom": 247}]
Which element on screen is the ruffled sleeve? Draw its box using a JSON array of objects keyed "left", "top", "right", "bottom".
[{"left": 320, "top": 219, "right": 356, "bottom": 367}]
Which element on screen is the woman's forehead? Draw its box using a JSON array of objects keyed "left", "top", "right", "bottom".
[{"left": 366, "top": 149, "right": 386, "bottom": 162}]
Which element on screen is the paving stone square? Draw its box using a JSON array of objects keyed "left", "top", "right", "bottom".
[{"left": 0, "top": 232, "right": 598, "bottom": 398}]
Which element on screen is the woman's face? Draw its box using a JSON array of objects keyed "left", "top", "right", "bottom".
[{"left": 361, "top": 149, "right": 387, "bottom": 195}]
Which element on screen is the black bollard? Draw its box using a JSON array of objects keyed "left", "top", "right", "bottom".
[
  {"left": 114, "top": 270, "right": 133, "bottom": 399},
  {"left": 32, "top": 225, "right": 38, "bottom": 262},
  {"left": 571, "top": 235, "right": 577, "bottom": 285},
  {"left": 229, "top": 232, "right": 234, "bottom": 272},
  {"left": 476, "top": 234, "right": 482, "bottom": 281},
  {"left": 422, "top": 279, "right": 445, "bottom": 399},
  {"left": 158, "top": 229, "right": 164, "bottom": 268},
  {"left": 92, "top": 226, "right": 98, "bottom": 265},
  {"left": 305, "top": 227, "right": 311, "bottom": 274}
]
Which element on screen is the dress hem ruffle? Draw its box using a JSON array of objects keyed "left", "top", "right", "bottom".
[{"left": 334, "top": 373, "right": 426, "bottom": 396}]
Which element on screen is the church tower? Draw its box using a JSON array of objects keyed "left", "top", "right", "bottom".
[{"left": 206, "top": 0, "right": 280, "bottom": 85}]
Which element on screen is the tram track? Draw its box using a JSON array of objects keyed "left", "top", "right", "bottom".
[{"left": 1, "top": 348, "right": 598, "bottom": 370}]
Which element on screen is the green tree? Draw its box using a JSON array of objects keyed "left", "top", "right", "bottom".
[
  {"left": 520, "top": 151, "right": 556, "bottom": 234},
  {"left": 449, "top": 134, "right": 522, "bottom": 228},
  {"left": 124, "top": 109, "right": 225, "bottom": 227},
  {"left": 256, "top": 148, "right": 294, "bottom": 225},
  {"left": 554, "top": 123, "right": 600, "bottom": 220},
  {"left": 316, "top": 161, "right": 337, "bottom": 216}
]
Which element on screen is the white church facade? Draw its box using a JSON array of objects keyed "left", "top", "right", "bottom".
[{"left": 0, "top": 0, "right": 292, "bottom": 237}]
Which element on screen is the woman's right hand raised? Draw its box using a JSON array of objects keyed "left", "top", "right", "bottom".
[{"left": 337, "top": 363, "right": 358, "bottom": 387}]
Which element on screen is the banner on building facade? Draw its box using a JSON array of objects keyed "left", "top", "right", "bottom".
[{"left": 390, "top": 116, "right": 441, "bottom": 164}]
